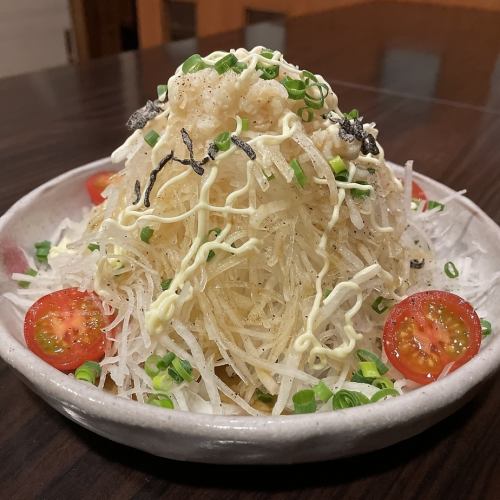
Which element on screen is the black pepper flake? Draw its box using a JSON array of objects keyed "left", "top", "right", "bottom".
[
  {"left": 230, "top": 135, "right": 256, "bottom": 160},
  {"left": 132, "top": 180, "right": 141, "bottom": 205},
  {"left": 410, "top": 259, "right": 425, "bottom": 269},
  {"left": 144, "top": 151, "right": 174, "bottom": 207},
  {"left": 181, "top": 128, "right": 204, "bottom": 176},
  {"left": 126, "top": 100, "right": 163, "bottom": 131}
]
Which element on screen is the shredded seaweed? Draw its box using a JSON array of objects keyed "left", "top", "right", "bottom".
[
  {"left": 207, "top": 142, "right": 218, "bottom": 160},
  {"left": 132, "top": 180, "right": 141, "bottom": 205},
  {"left": 126, "top": 100, "right": 163, "bottom": 131},
  {"left": 324, "top": 111, "right": 379, "bottom": 155},
  {"left": 181, "top": 128, "right": 204, "bottom": 175},
  {"left": 144, "top": 151, "right": 174, "bottom": 207},
  {"left": 361, "top": 133, "right": 380, "bottom": 155},
  {"left": 230, "top": 135, "right": 256, "bottom": 160}
]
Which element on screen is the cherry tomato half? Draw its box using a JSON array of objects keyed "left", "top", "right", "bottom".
[
  {"left": 383, "top": 291, "right": 481, "bottom": 385},
  {"left": 24, "top": 288, "right": 112, "bottom": 372},
  {"left": 86, "top": 171, "right": 115, "bottom": 205},
  {"left": 411, "top": 181, "right": 427, "bottom": 202}
]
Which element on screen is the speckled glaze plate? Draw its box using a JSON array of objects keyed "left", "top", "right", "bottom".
[{"left": 0, "top": 158, "right": 499, "bottom": 464}]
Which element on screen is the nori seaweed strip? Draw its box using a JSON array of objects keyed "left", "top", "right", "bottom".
[
  {"left": 172, "top": 157, "right": 191, "bottom": 165},
  {"left": 144, "top": 151, "right": 174, "bottom": 207},
  {"left": 366, "top": 133, "right": 379, "bottom": 155},
  {"left": 172, "top": 141, "right": 218, "bottom": 168},
  {"left": 230, "top": 135, "right": 256, "bottom": 160},
  {"left": 180, "top": 128, "right": 204, "bottom": 175},
  {"left": 126, "top": 100, "right": 163, "bottom": 131},
  {"left": 132, "top": 180, "right": 141, "bottom": 205},
  {"left": 410, "top": 259, "right": 425, "bottom": 269},
  {"left": 207, "top": 142, "right": 218, "bottom": 160},
  {"left": 352, "top": 119, "right": 364, "bottom": 141}
]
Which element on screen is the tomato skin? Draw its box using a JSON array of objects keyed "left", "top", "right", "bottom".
[
  {"left": 24, "top": 288, "right": 112, "bottom": 372},
  {"left": 411, "top": 181, "right": 427, "bottom": 202},
  {"left": 86, "top": 171, "right": 115, "bottom": 205},
  {"left": 383, "top": 291, "right": 481, "bottom": 385}
]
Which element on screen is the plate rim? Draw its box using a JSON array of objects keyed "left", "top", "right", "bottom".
[{"left": 1, "top": 158, "right": 500, "bottom": 441}]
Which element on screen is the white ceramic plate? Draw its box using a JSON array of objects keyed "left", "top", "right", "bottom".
[{"left": 1, "top": 158, "right": 499, "bottom": 464}]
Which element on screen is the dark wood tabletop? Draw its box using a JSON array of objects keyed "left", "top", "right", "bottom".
[{"left": 1, "top": 2, "right": 499, "bottom": 499}]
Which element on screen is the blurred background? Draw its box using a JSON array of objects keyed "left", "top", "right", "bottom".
[{"left": 1, "top": 0, "right": 499, "bottom": 108}]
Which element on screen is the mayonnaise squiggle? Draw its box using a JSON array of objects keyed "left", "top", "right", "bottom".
[{"left": 63, "top": 46, "right": 417, "bottom": 414}]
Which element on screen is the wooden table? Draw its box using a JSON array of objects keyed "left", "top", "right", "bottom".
[{"left": 1, "top": 2, "right": 499, "bottom": 498}]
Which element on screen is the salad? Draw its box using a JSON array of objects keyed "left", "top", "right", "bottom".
[{"left": 9, "top": 47, "right": 494, "bottom": 416}]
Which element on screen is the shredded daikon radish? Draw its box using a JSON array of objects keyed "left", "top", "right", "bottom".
[{"left": 9, "top": 47, "right": 495, "bottom": 416}]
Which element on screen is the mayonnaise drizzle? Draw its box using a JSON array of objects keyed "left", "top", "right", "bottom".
[{"left": 109, "top": 47, "right": 394, "bottom": 373}]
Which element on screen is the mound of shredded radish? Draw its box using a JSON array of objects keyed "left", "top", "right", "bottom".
[{"left": 10, "top": 47, "right": 498, "bottom": 416}]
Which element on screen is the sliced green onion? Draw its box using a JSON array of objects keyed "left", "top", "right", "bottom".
[
  {"left": 206, "top": 227, "right": 221, "bottom": 261},
  {"left": 344, "top": 108, "right": 359, "bottom": 120},
  {"left": 140, "top": 226, "right": 154, "bottom": 243},
  {"left": 214, "top": 53, "right": 238, "bottom": 74},
  {"left": 167, "top": 367, "right": 183, "bottom": 383},
  {"left": 332, "top": 389, "right": 369, "bottom": 410},
  {"left": 144, "top": 354, "right": 162, "bottom": 378},
  {"left": 264, "top": 171, "right": 275, "bottom": 181},
  {"left": 328, "top": 155, "right": 347, "bottom": 175},
  {"left": 261, "top": 48, "right": 275, "bottom": 59},
  {"left": 75, "top": 361, "right": 101, "bottom": 385},
  {"left": 232, "top": 61, "right": 248, "bottom": 74},
  {"left": 157, "top": 352, "right": 176, "bottom": 371},
  {"left": 372, "top": 377, "right": 394, "bottom": 390},
  {"left": 156, "top": 84, "right": 168, "bottom": 99},
  {"left": 301, "top": 70, "right": 317, "bottom": 83},
  {"left": 351, "top": 181, "right": 371, "bottom": 199},
  {"left": 304, "top": 82, "right": 328, "bottom": 109},
  {"left": 481, "top": 318, "right": 492, "bottom": 336},
  {"left": 356, "top": 349, "right": 389, "bottom": 375},
  {"left": 256, "top": 62, "right": 279, "bottom": 80},
  {"left": 171, "top": 356, "right": 193, "bottom": 382},
  {"left": 144, "top": 130, "right": 160, "bottom": 148},
  {"left": 290, "top": 158, "right": 307, "bottom": 188},
  {"left": 182, "top": 54, "right": 208, "bottom": 74},
  {"left": 281, "top": 76, "right": 306, "bottom": 100},
  {"left": 214, "top": 131, "right": 231, "bottom": 151},
  {"left": 35, "top": 240, "right": 51, "bottom": 264},
  {"left": 351, "top": 369, "right": 374, "bottom": 384},
  {"left": 335, "top": 171, "right": 349, "bottom": 182},
  {"left": 296, "top": 106, "right": 314, "bottom": 122},
  {"left": 88, "top": 243, "right": 100, "bottom": 252},
  {"left": 323, "top": 288, "right": 332, "bottom": 299},
  {"left": 427, "top": 200, "right": 445, "bottom": 211},
  {"left": 444, "top": 261, "right": 459, "bottom": 279},
  {"left": 255, "top": 388, "right": 276, "bottom": 404},
  {"left": 371, "top": 388, "right": 399, "bottom": 402},
  {"left": 359, "top": 361, "right": 380, "bottom": 379},
  {"left": 312, "top": 381, "right": 333, "bottom": 402},
  {"left": 18, "top": 268, "right": 37, "bottom": 289},
  {"left": 152, "top": 372, "right": 173, "bottom": 392},
  {"left": 208, "top": 227, "right": 222, "bottom": 238},
  {"left": 147, "top": 394, "right": 174, "bottom": 409},
  {"left": 240, "top": 117, "right": 249, "bottom": 131},
  {"left": 371, "top": 296, "right": 389, "bottom": 314},
  {"left": 292, "top": 389, "right": 317, "bottom": 414},
  {"left": 161, "top": 278, "right": 172, "bottom": 291}
]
